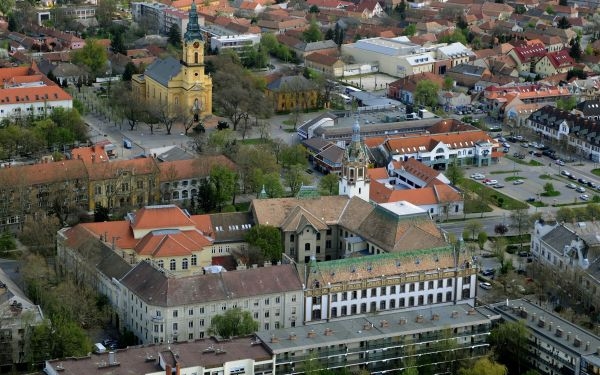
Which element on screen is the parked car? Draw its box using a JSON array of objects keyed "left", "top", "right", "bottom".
[
  {"left": 568, "top": 174, "right": 577, "bottom": 180},
  {"left": 588, "top": 181, "right": 598, "bottom": 189},
  {"left": 484, "top": 179, "right": 498, "bottom": 185},
  {"left": 493, "top": 183, "right": 504, "bottom": 188},
  {"left": 481, "top": 269, "right": 495, "bottom": 277},
  {"left": 526, "top": 197, "right": 536, "bottom": 202},
  {"left": 580, "top": 194, "right": 590, "bottom": 201},
  {"left": 512, "top": 179, "right": 524, "bottom": 185},
  {"left": 555, "top": 159, "right": 565, "bottom": 166},
  {"left": 470, "top": 173, "right": 485, "bottom": 180},
  {"left": 566, "top": 183, "right": 577, "bottom": 189},
  {"left": 576, "top": 186, "right": 586, "bottom": 193},
  {"left": 561, "top": 170, "right": 571, "bottom": 176},
  {"left": 479, "top": 282, "right": 492, "bottom": 290},
  {"left": 578, "top": 178, "right": 588, "bottom": 184}
]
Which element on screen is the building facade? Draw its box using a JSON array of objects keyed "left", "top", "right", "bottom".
[
  {"left": 339, "top": 118, "right": 370, "bottom": 202},
  {"left": 132, "top": 1, "right": 213, "bottom": 117}
]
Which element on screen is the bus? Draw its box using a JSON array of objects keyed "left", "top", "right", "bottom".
[{"left": 337, "top": 93, "right": 352, "bottom": 104}]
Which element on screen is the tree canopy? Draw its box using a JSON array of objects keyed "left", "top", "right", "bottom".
[
  {"left": 73, "top": 39, "right": 108, "bottom": 77},
  {"left": 245, "top": 224, "right": 283, "bottom": 262},
  {"left": 209, "top": 307, "right": 259, "bottom": 338},
  {"left": 414, "top": 80, "right": 440, "bottom": 107}
]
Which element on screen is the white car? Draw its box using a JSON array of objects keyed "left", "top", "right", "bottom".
[
  {"left": 576, "top": 186, "right": 586, "bottom": 193},
  {"left": 512, "top": 179, "right": 524, "bottom": 185},
  {"left": 484, "top": 179, "right": 498, "bottom": 185},
  {"left": 470, "top": 173, "right": 485, "bottom": 180},
  {"left": 580, "top": 194, "right": 590, "bottom": 201},
  {"left": 566, "top": 183, "right": 576, "bottom": 189},
  {"left": 479, "top": 282, "right": 492, "bottom": 290},
  {"left": 555, "top": 159, "right": 565, "bottom": 166}
]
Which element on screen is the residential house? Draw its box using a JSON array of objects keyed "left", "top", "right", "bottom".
[
  {"left": 302, "top": 138, "right": 345, "bottom": 174},
  {"left": 49, "top": 62, "right": 88, "bottom": 86},
  {"left": 507, "top": 43, "right": 547, "bottom": 75},
  {"left": 534, "top": 49, "right": 576, "bottom": 78},
  {"left": 504, "top": 101, "right": 545, "bottom": 130},
  {"left": 484, "top": 83, "right": 571, "bottom": 118},
  {"left": 481, "top": 2, "right": 514, "bottom": 20},
  {"left": 347, "top": 0, "right": 385, "bottom": 19},
  {"left": 446, "top": 63, "right": 491, "bottom": 88},
  {"left": 257, "top": 18, "right": 307, "bottom": 34},
  {"left": 210, "top": 34, "right": 261, "bottom": 55},
  {"left": 266, "top": 75, "right": 319, "bottom": 112},
  {"left": 125, "top": 49, "right": 157, "bottom": 67},
  {"left": 159, "top": 155, "right": 236, "bottom": 203},
  {"left": 438, "top": 91, "right": 472, "bottom": 109},
  {"left": 436, "top": 43, "right": 476, "bottom": 69},
  {"left": 305, "top": 53, "right": 345, "bottom": 77},
  {"left": 575, "top": 100, "right": 600, "bottom": 120},
  {"left": 387, "top": 72, "right": 445, "bottom": 104},
  {"left": 44, "top": 337, "right": 276, "bottom": 375},
  {"left": 527, "top": 106, "right": 600, "bottom": 162}
]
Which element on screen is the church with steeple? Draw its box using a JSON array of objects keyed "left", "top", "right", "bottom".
[
  {"left": 339, "top": 117, "right": 370, "bottom": 202},
  {"left": 131, "top": 0, "right": 212, "bottom": 117}
]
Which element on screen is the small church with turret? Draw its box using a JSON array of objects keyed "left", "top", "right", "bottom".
[
  {"left": 339, "top": 117, "right": 370, "bottom": 202},
  {"left": 131, "top": 0, "right": 212, "bottom": 117}
]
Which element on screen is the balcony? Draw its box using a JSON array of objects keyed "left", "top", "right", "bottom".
[{"left": 151, "top": 315, "right": 164, "bottom": 323}]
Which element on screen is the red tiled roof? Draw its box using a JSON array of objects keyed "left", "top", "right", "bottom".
[
  {"left": 87, "top": 158, "right": 158, "bottom": 181},
  {"left": 511, "top": 43, "right": 546, "bottom": 63},
  {"left": 71, "top": 144, "right": 110, "bottom": 165},
  {"left": 545, "top": 48, "right": 575, "bottom": 69},
  {"left": 0, "top": 159, "right": 88, "bottom": 186},
  {"left": 158, "top": 156, "right": 236, "bottom": 181},
  {"left": 383, "top": 131, "right": 493, "bottom": 154},
  {"left": 367, "top": 167, "right": 389, "bottom": 180},
  {"left": 134, "top": 229, "right": 211, "bottom": 256},
  {"left": 305, "top": 52, "right": 341, "bottom": 66},
  {"left": 131, "top": 205, "right": 196, "bottom": 230}
]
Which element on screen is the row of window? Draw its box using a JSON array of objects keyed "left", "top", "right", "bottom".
[
  {"left": 95, "top": 180, "right": 146, "bottom": 195},
  {"left": 330, "top": 280, "right": 455, "bottom": 302},
  {"left": 329, "top": 292, "right": 455, "bottom": 317},
  {"left": 155, "top": 255, "right": 198, "bottom": 271}
]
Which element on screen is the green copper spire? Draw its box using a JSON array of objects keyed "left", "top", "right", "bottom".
[{"left": 184, "top": 0, "right": 203, "bottom": 42}]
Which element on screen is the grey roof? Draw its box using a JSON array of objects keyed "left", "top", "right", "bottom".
[
  {"left": 97, "top": 250, "right": 134, "bottom": 280},
  {"left": 302, "top": 137, "right": 332, "bottom": 152},
  {"left": 577, "top": 100, "right": 600, "bottom": 118},
  {"left": 209, "top": 211, "right": 255, "bottom": 243},
  {"left": 317, "top": 144, "right": 344, "bottom": 164},
  {"left": 156, "top": 146, "right": 195, "bottom": 162},
  {"left": 449, "top": 63, "right": 486, "bottom": 77},
  {"left": 266, "top": 75, "right": 314, "bottom": 91},
  {"left": 120, "top": 261, "right": 302, "bottom": 307},
  {"left": 257, "top": 302, "right": 491, "bottom": 353},
  {"left": 303, "top": 39, "right": 338, "bottom": 52},
  {"left": 144, "top": 57, "right": 182, "bottom": 87},
  {"left": 541, "top": 224, "right": 578, "bottom": 253}
]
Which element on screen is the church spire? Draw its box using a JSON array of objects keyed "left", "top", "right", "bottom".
[{"left": 184, "top": 0, "right": 203, "bottom": 42}]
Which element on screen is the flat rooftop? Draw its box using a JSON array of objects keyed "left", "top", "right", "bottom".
[
  {"left": 45, "top": 337, "right": 272, "bottom": 375},
  {"left": 257, "top": 302, "right": 490, "bottom": 353}
]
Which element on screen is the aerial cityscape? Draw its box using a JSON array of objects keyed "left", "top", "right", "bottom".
[{"left": 0, "top": 0, "right": 600, "bottom": 373}]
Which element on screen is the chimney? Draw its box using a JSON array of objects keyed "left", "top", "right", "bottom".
[
  {"left": 451, "top": 311, "right": 459, "bottom": 318},
  {"left": 574, "top": 336, "right": 582, "bottom": 347},
  {"left": 567, "top": 332, "right": 571, "bottom": 341},
  {"left": 415, "top": 314, "right": 424, "bottom": 323},
  {"left": 108, "top": 351, "right": 116, "bottom": 364},
  {"left": 176, "top": 363, "right": 180, "bottom": 375},
  {"left": 166, "top": 365, "right": 172, "bottom": 375},
  {"left": 586, "top": 342, "right": 590, "bottom": 351},
  {"left": 399, "top": 317, "right": 407, "bottom": 325}
]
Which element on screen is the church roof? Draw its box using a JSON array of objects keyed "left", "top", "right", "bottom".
[
  {"left": 184, "top": 0, "right": 204, "bottom": 42},
  {"left": 144, "top": 57, "right": 181, "bottom": 87}
]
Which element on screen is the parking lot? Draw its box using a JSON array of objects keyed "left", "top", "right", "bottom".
[{"left": 466, "top": 136, "right": 600, "bottom": 206}]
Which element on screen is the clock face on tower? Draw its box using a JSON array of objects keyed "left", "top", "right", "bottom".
[{"left": 193, "top": 42, "right": 200, "bottom": 48}]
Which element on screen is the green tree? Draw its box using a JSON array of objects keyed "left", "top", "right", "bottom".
[
  {"left": 490, "top": 320, "right": 528, "bottom": 374},
  {"left": 402, "top": 24, "right": 416, "bottom": 36},
  {"left": 263, "top": 172, "right": 285, "bottom": 198},
  {"left": 458, "top": 357, "right": 507, "bottom": 375},
  {"left": 414, "top": 80, "right": 440, "bottom": 107},
  {"left": 557, "top": 16, "right": 571, "bottom": 29},
  {"left": 245, "top": 224, "right": 283, "bottom": 261},
  {"left": 208, "top": 308, "right": 259, "bottom": 339},
  {"left": 168, "top": 24, "right": 182, "bottom": 48},
  {"left": 280, "top": 144, "right": 307, "bottom": 169},
  {"left": 556, "top": 207, "right": 575, "bottom": 222},
  {"left": 95, "top": 0, "right": 117, "bottom": 29},
  {"left": 303, "top": 16, "right": 323, "bottom": 42},
  {"left": 309, "top": 4, "right": 320, "bottom": 13},
  {"left": 94, "top": 204, "right": 110, "bottom": 222},
  {"left": 557, "top": 96, "right": 577, "bottom": 110},
  {"left": 110, "top": 27, "right": 126, "bottom": 54},
  {"left": 443, "top": 76, "right": 454, "bottom": 91},
  {"left": 570, "top": 37, "right": 582, "bottom": 60},
  {"left": 210, "top": 164, "right": 237, "bottom": 211},
  {"left": 319, "top": 173, "right": 339, "bottom": 195},
  {"left": 73, "top": 39, "right": 108, "bottom": 77},
  {"left": 510, "top": 208, "right": 530, "bottom": 249},
  {"left": 0, "top": 231, "right": 15, "bottom": 252},
  {"left": 477, "top": 231, "right": 488, "bottom": 250},
  {"left": 0, "top": 0, "right": 15, "bottom": 16},
  {"left": 285, "top": 164, "right": 311, "bottom": 196},
  {"left": 543, "top": 182, "right": 555, "bottom": 194},
  {"left": 122, "top": 62, "right": 137, "bottom": 81},
  {"left": 465, "top": 221, "right": 482, "bottom": 240},
  {"left": 545, "top": 5, "right": 554, "bottom": 14},
  {"left": 445, "top": 162, "right": 463, "bottom": 185}
]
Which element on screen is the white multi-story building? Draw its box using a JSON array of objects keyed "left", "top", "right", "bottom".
[
  {"left": 210, "top": 34, "right": 261, "bottom": 54},
  {"left": 117, "top": 261, "right": 304, "bottom": 344},
  {"left": 132, "top": 2, "right": 201, "bottom": 34}
]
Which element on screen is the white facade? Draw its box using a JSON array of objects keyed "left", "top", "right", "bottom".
[
  {"left": 210, "top": 34, "right": 261, "bottom": 53},
  {"left": 0, "top": 99, "right": 72, "bottom": 119}
]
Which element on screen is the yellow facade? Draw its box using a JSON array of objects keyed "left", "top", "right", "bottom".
[{"left": 132, "top": 2, "right": 212, "bottom": 118}]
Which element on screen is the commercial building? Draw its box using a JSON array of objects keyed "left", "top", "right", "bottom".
[{"left": 210, "top": 34, "right": 261, "bottom": 55}]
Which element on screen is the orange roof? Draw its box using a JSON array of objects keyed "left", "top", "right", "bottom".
[
  {"left": 191, "top": 214, "right": 213, "bottom": 235},
  {"left": 71, "top": 144, "right": 110, "bottom": 165},
  {"left": 131, "top": 205, "right": 196, "bottom": 230},
  {"left": 87, "top": 157, "right": 158, "bottom": 181},
  {"left": 134, "top": 229, "right": 211, "bottom": 256},
  {"left": 0, "top": 159, "right": 88, "bottom": 186},
  {"left": 393, "top": 158, "right": 442, "bottom": 187},
  {"left": 0, "top": 66, "right": 31, "bottom": 81},
  {"left": 384, "top": 130, "right": 493, "bottom": 154},
  {"left": 370, "top": 180, "right": 437, "bottom": 205},
  {"left": 159, "top": 156, "right": 236, "bottom": 181},
  {"left": 74, "top": 221, "right": 137, "bottom": 249},
  {"left": 433, "top": 184, "right": 462, "bottom": 203},
  {"left": 0, "top": 84, "right": 71, "bottom": 104},
  {"left": 367, "top": 167, "right": 389, "bottom": 180}
]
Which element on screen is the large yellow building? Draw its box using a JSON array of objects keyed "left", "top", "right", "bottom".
[{"left": 132, "top": 0, "right": 212, "bottom": 118}]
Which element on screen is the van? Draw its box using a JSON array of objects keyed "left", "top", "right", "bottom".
[{"left": 94, "top": 343, "right": 107, "bottom": 354}]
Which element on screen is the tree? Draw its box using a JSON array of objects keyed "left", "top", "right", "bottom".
[
  {"left": 490, "top": 320, "right": 528, "bottom": 374},
  {"left": 458, "top": 358, "right": 507, "bottom": 375},
  {"left": 559, "top": 0, "right": 568, "bottom": 5},
  {"left": 567, "top": 68, "right": 587, "bottom": 80},
  {"left": 557, "top": 16, "right": 571, "bottom": 29},
  {"left": 494, "top": 223, "right": 508, "bottom": 235},
  {"left": 94, "top": 204, "right": 110, "bottom": 222},
  {"left": 285, "top": 164, "right": 311, "bottom": 196},
  {"left": 319, "top": 173, "right": 339, "bottom": 195},
  {"left": 245, "top": 224, "right": 283, "bottom": 262},
  {"left": 263, "top": 172, "right": 285, "bottom": 198},
  {"left": 402, "top": 24, "right": 416, "bottom": 36},
  {"left": 110, "top": 26, "right": 126, "bottom": 54},
  {"left": 414, "top": 80, "right": 440, "bottom": 107},
  {"left": 545, "top": 5, "right": 554, "bottom": 14},
  {"left": 309, "top": 4, "right": 320, "bottom": 13},
  {"left": 0, "top": 0, "right": 15, "bottom": 16},
  {"left": 477, "top": 231, "right": 487, "bottom": 250},
  {"left": 303, "top": 16, "right": 323, "bottom": 42},
  {"left": 445, "top": 162, "right": 463, "bottom": 185},
  {"left": 168, "top": 24, "right": 182, "bottom": 48},
  {"left": 557, "top": 96, "right": 577, "bottom": 110},
  {"left": 95, "top": 0, "right": 117, "bottom": 29},
  {"left": 542, "top": 182, "right": 555, "bottom": 195},
  {"left": 280, "top": 144, "right": 307, "bottom": 169},
  {"left": 122, "top": 62, "right": 137, "bottom": 81},
  {"left": 210, "top": 164, "right": 237, "bottom": 210},
  {"left": 73, "top": 39, "right": 108, "bottom": 78},
  {"left": 570, "top": 37, "right": 582, "bottom": 60},
  {"left": 510, "top": 208, "right": 530, "bottom": 249},
  {"left": 465, "top": 221, "right": 482, "bottom": 240}
]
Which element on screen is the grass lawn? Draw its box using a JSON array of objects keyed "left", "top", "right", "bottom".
[
  {"left": 464, "top": 198, "right": 493, "bottom": 214},
  {"left": 592, "top": 169, "right": 600, "bottom": 177},
  {"left": 234, "top": 201, "right": 251, "bottom": 212},
  {"left": 539, "top": 174, "right": 555, "bottom": 180},
  {"left": 460, "top": 179, "right": 528, "bottom": 210},
  {"left": 505, "top": 176, "right": 526, "bottom": 181},
  {"left": 490, "top": 170, "right": 522, "bottom": 174},
  {"left": 529, "top": 201, "right": 547, "bottom": 207},
  {"left": 505, "top": 155, "right": 543, "bottom": 166}
]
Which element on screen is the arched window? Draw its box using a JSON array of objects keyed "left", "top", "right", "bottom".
[
  {"left": 172, "top": 191, "right": 179, "bottom": 200},
  {"left": 157, "top": 260, "right": 164, "bottom": 269},
  {"left": 194, "top": 52, "right": 198, "bottom": 64},
  {"left": 190, "top": 189, "right": 197, "bottom": 197},
  {"left": 182, "top": 258, "right": 188, "bottom": 270},
  {"left": 305, "top": 243, "right": 310, "bottom": 251},
  {"left": 191, "top": 254, "right": 197, "bottom": 266},
  {"left": 170, "top": 259, "right": 176, "bottom": 271},
  {"left": 182, "top": 190, "right": 189, "bottom": 199}
]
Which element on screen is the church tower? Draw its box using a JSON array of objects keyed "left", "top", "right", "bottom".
[
  {"left": 339, "top": 117, "right": 370, "bottom": 202},
  {"left": 181, "top": 0, "right": 212, "bottom": 115}
]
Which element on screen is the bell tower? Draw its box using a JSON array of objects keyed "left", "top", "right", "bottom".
[
  {"left": 339, "top": 117, "right": 370, "bottom": 202},
  {"left": 182, "top": 0, "right": 205, "bottom": 68}
]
